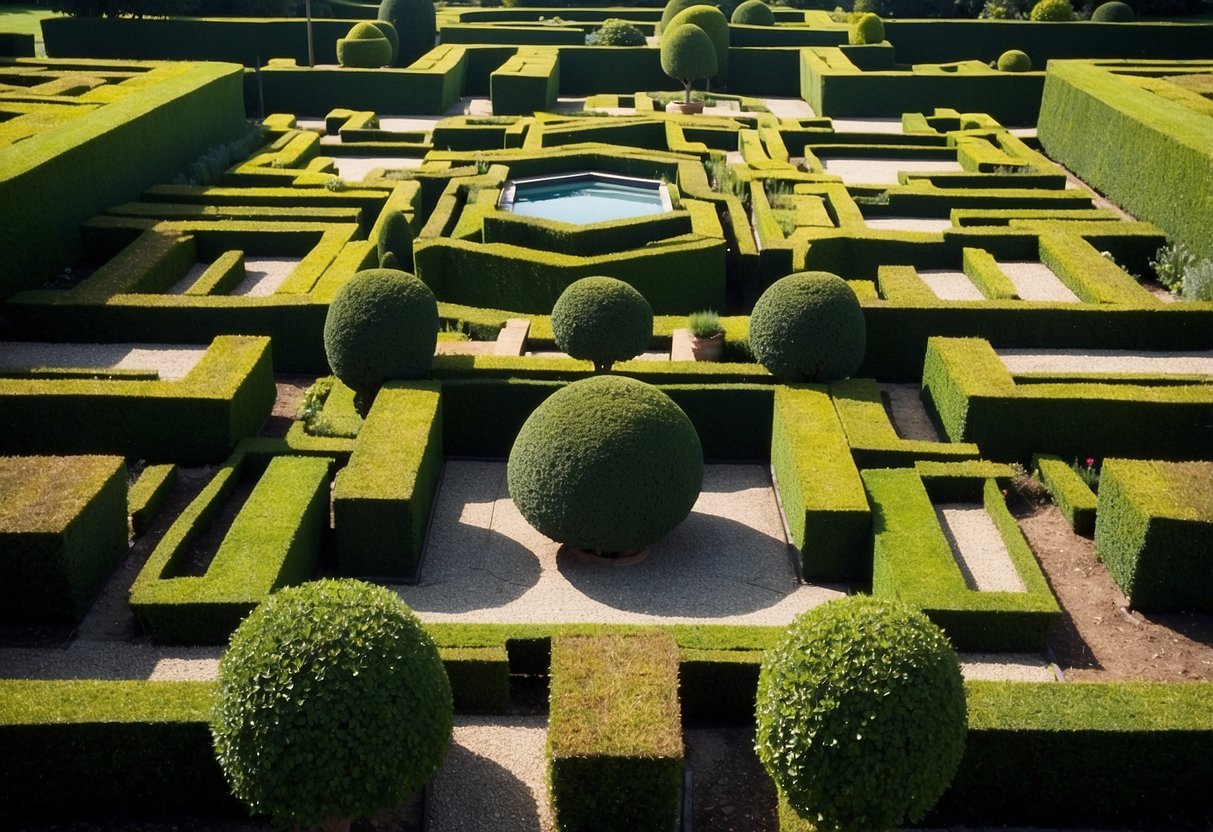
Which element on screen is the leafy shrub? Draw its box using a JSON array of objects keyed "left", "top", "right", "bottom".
[
  {"left": 755, "top": 596, "right": 967, "bottom": 832},
  {"left": 849, "top": 11, "right": 884, "bottom": 43},
  {"left": 660, "top": 23, "right": 718, "bottom": 104},
  {"left": 688, "top": 309, "right": 723, "bottom": 337},
  {"left": 665, "top": 5, "right": 730, "bottom": 82},
  {"left": 1029, "top": 0, "right": 1074, "bottom": 19},
  {"left": 1183, "top": 258, "right": 1213, "bottom": 301},
  {"left": 585, "top": 18, "right": 647, "bottom": 46},
  {"left": 1150, "top": 242, "right": 1194, "bottom": 291},
  {"left": 997, "top": 49, "right": 1032, "bottom": 71},
  {"left": 507, "top": 376, "right": 703, "bottom": 555},
  {"left": 731, "top": 0, "right": 776, "bottom": 25},
  {"left": 980, "top": 0, "right": 1029, "bottom": 18},
  {"left": 1091, "top": 0, "right": 1135, "bottom": 17},
  {"left": 323, "top": 268, "right": 438, "bottom": 415},
  {"left": 377, "top": 210, "right": 415, "bottom": 270},
  {"left": 748, "top": 271, "right": 866, "bottom": 382},
  {"left": 379, "top": 0, "right": 437, "bottom": 67},
  {"left": 211, "top": 580, "right": 452, "bottom": 831},
  {"left": 658, "top": 0, "right": 702, "bottom": 33},
  {"left": 551, "top": 276, "right": 653, "bottom": 372},
  {"left": 337, "top": 21, "right": 393, "bottom": 68}
]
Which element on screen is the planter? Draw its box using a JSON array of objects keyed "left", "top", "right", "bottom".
[
  {"left": 665, "top": 101, "right": 704, "bottom": 115},
  {"left": 689, "top": 331, "right": 724, "bottom": 361},
  {"left": 561, "top": 543, "right": 649, "bottom": 566}
]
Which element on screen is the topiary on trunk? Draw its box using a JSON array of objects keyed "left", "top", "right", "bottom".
[
  {"left": 379, "top": 0, "right": 437, "bottom": 67},
  {"left": 660, "top": 23, "right": 718, "bottom": 104},
  {"left": 551, "top": 276, "right": 653, "bottom": 372},
  {"left": 664, "top": 5, "right": 730, "bottom": 83}
]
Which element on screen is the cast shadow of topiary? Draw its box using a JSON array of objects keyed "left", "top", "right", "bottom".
[{"left": 429, "top": 728, "right": 543, "bottom": 830}]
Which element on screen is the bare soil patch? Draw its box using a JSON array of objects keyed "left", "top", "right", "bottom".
[
  {"left": 687, "top": 725, "right": 778, "bottom": 832},
  {"left": 260, "top": 374, "right": 315, "bottom": 439}
]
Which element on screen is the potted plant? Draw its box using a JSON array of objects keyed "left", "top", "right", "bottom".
[
  {"left": 659, "top": 22, "right": 718, "bottom": 115},
  {"left": 687, "top": 309, "right": 724, "bottom": 361}
]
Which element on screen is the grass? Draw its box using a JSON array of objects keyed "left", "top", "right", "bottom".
[{"left": 0, "top": 4, "right": 60, "bottom": 38}]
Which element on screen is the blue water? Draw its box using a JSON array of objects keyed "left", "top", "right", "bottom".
[{"left": 508, "top": 179, "right": 666, "bottom": 224}]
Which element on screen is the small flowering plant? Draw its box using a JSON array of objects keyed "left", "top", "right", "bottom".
[{"left": 1071, "top": 457, "right": 1100, "bottom": 491}]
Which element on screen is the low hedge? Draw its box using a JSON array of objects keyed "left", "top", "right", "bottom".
[
  {"left": 481, "top": 210, "right": 693, "bottom": 257},
  {"left": 129, "top": 453, "right": 330, "bottom": 644},
  {"left": 865, "top": 468, "right": 1060, "bottom": 651},
  {"left": 548, "top": 633, "right": 683, "bottom": 832},
  {"left": 1033, "top": 453, "right": 1097, "bottom": 535},
  {"left": 679, "top": 648, "right": 763, "bottom": 719},
  {"left": 770, "top": 384, "right": 871, "bottom": 580},
  {"left": 333, "top": 381, "right": 443, "bottom": 580},
  {"left": 0, "top": 455, "right": 127, "bottom": 626},
  {"left": 1094, "top": 458, "right": 1213, "bottom": 613},
  {"left": 439, "top": 646, "right": 511, "bottom": 712},
  {"left": 129, "top": 462, "right": 178, "bottom": 538}
]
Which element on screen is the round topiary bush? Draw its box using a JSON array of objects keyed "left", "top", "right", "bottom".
[
  {"left": 336, "top": 21, "right": 393, "bottom": 68},
  {"left": 748, "top": 271, "right": 866, "bottom": 382},
  {"left": 377, "top": 210, "right": 415, "bottom": 270},
  {"left": 211, "top": 580, "right": 453, "bottom": 832},
  {"left": 368, "top": 18, "right": 400, "bottom": 64},
  {"left": 1092, "top": 0, "right": 1134, "bottom": 19},
  {"left": 1029, "top": 0, "right": 1074, "bottom": 19},
  {"left": 660, "top": 22, "right": 719, "bottom": 104},
  {"left": 551, "top": 277, "right": 653, "bottom": 372},
  {"left": 731, "top": 0, "right": 776, "bottom": 25},
  {"left": 658, "top": 0, "right": 702, "bottom": 34},
  {"left": 379, "top": 0, "right": 437, "bottom": 67},
  {"left": 997, "top": 49, "right": 1032, "bottom": 72},
  {"left": 585, "top": 18, "right": 648, "bottom": 46},
  {"left": 849, "top": 12, "right": 885, "bottom": 45},
  {"left": 665, "top": 5, "right": 730, "bottom": 82},
  {"left": 755, "top": 596, "right": 967, "bottom": 832},
  {"left": 323, "top": 268, "right": 438, "bottom": 415},
  {"left": 507, "top": 375, "right": 703, "bottom": 555}
]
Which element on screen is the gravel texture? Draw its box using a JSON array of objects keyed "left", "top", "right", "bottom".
[
  {"left": 0, "top": 342, "right": 206, "bottom": 381},
  {"left": 863, "top": 217, "right": 953, "bottom": 233},
  {"left": 998, "top": 348, "right": 1213, "bottom": 376},
  {"left": 821, "top": 157, "right": 963, "bottom": 184},
  {"left": 936, "top": 504, "right": 1027, "bottom": 593},
  {"left": 829, "top": 117, "right": 903, "bottom": 133},
  {"left": 167, "top": 262, "right": 210, "bottom": 294},
  {"left": 959, "top": 652, "right": 1056, "bottom": 682},
  {"left": 880, "top": 382, "right": 943, "bottom": 442},
  {"left": 393, "top": 462, "right": 843, "bottom": 625},
  {"left": 997, "top": 260, "right": 1081, "bottom": 302},
  {"left": 0, "top": 643, "right": 222, "bottom": 680},
  {"left": 332, "top": 156, "right": 425, "bottom": 181},
  {"left": 918, "top": 269, "right": 986, "bottom": 301},
  {"left": 760, "top": 97, "right": 816, "bottom": 118},
  {"left": 230, "top": 257, "right": 300, "bottom": 296}
]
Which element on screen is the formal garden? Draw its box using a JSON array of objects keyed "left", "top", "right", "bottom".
[{"left": 1, "top": 0, "right": 1212, "bottom": 829}]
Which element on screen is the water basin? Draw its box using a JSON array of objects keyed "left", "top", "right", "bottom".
[{"left": 499, "top": 172, "right": 672, "bottom": 224}]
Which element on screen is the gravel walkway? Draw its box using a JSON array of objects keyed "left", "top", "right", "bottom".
[
  {"left": 332, "top": 156, "right": 425, "bottom": 181},
  {"left": 394, "top": 462, "right": 843, "bottom": 625},
  {"left": 822, "top": 157, "right": 962, "bottom": 184},
  {"left": 998, "top": 348, "right": 1213, "bottom": 376},
  {"left": 880, "top": 383, "right": 942, "bottom": 442},
  {"left": 936, "top": 504, "right": 1027, "bottom": 593},
  {"left": 0, "top": 342, "right": 206, "bottom": 381},
  {"left": 863, "top": 217, "right": 952, "bottom": 233},
  {"left": 959, "top": 653, "right": 1057, "bottom": 682},
  {"left": 230, "top": 257, "right": 300, "bottom": 296},
  {"left": 761, "top": 97, "right": 816, "bottom": 118},
  {"left": 997, "top": 261, "right": 1081, "bottom": 302},
  {"left": 0, "top": 643, "right": 222, "bottom": 681},
  {"left": 829, "top": 118, "right": 903, "bottom": 134},
  {"left": 918, "top": 269, "right": 985, "bottom": 301}
]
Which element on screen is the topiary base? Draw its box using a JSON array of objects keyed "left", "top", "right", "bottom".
[
  {"left": 666, "top": 101, "right": 704, "bottom": 115},
  {"left": 561, "top": 544, "right": 649, "bottom": 567}
]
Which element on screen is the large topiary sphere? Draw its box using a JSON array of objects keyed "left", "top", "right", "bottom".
[
  {"left": 1091, "top": 0, "right": 1134, "bottom": 19},
  {"left": 507, "top": 376, "right": 703, "bottom": 555},
  {"left": 732, "top": 0, "right": 776, "bottom": 25},
  {"left": 551, "top": 277, "right": 653, "bottom": 372},
  {"left": 849, "top": 12, "right": 885, "bottom": 45},
  {"left": 211, "top": 580, "right": 453, "bottom": 830},
  {"left": 666, "top": 5, "right": 730, "bottom": 82},
  {"left": 1029, "top": 0, "right": 1074, "bottom": 19},
  {"left": 748, "top": 271, "right": 866, "bottom": 382},
  {"left": 379, "top": 0, "right": 437, "bottom": 67},
  {"left": 658, "top": 0, "right": 702, "bottom": 34},
  {"left": 997, "top": 49, "right": 1032, "bottom": 72},
  {"left": 755, "top": 596, "right": 967, "bottom": 832},
  {"left": 337, "top": 21, "right": 393, "bottom": 68},
  {"left": 369, "top": 19, "right": 400, "bottom": 63},
  {"left": 323, "top": 268, "right": 438, "bottom": 414}
]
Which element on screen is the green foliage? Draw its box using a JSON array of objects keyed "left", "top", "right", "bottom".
[
  {"left": 369, "top": 19, "right": 400, "bottom": 64},
  {"left": 551, "top": 277, "right": 654, "bottom": 372},
  {"left": 1091, "top": 0, "right": 1135, "bottom": 18},
  {"left": 506, "top": 376, "right": 703, "bottom": 554},
  {"left": 687, "top": 309, "right": 723, "bottom": 338},
  {"left": 585, "top": 19, "right": 647, "bottom": 46},
  {"left": 755, "top": 596, "right": 967, "bottom": 832},
  {"left": 322, "top": 268, "right": 438, "bottom": 414},
  {"left": 1151, "top": 242, "right": 1197, "bottom": 292},
  {"left": 337, "top": 22, "right": 393, "bottom": 69},
  {"left": 211, "top": 580, "right": 452, "bottom": 829},
  {"left": 658, "top": 0, "right": 702, "bottom": 33},
  {"left": 665, "top": 6, "right": 729, "bottom": 82},
  {"left": 1029, "top": 0, "right": 1074, "bottom": 19},
  {"left": 997, "top": 49, "right": 1032, "bottom": 72},
  {"left": 377, "top": 210, "right": 415, "bottom": 271},
  {"left": 731, "top": 0, "right": 776, "bottom": 24},
  {"left": 1034, "top": 454, "right": 1098, "bottom": 535},
  {"left": 849, "top": 12, "right": 884, "bottom": 45},
  {"left": 379, "top": 0, "right": 438, "bottom": 66},
  {"left": 748, "top": 271, "right": 866, "bottom": 383}
]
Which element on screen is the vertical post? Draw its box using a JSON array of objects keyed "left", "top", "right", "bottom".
[{"left": 306, "top": 0, "right": 316, "bottom": 68}]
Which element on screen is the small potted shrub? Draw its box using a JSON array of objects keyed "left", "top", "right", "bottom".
[{"left": 687, "top": 309, "right": 724, "bottom": 361}]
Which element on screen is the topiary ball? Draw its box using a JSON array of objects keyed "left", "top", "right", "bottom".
[
  {"left": 1029, "top": 0, "right": 1074, "bottom": 19},
  {"left": 551, "top": 276, "right": 653, "bottom": 372},
  {"left": 731, "top": 0, "right": 776, "bottom": 25},
  {"left": 849, "top": 12, "right": 884, "bottom": 45},
  {"left": 665, "top": 5, "right": 730, "bottom": 82},
  {"left": 755, "top": 596, "right": 967, "bottom": 832},
  {"left": 1091, "top": 0, "right": 1134, "bottom": 19},
  {"left": 507, "top": 376, "right": 703, "bottom": 554},
  {"left": 997, "top": 49, "right": 1032, "bottom": 72},
  {"left": 660, "top": 22, "right": 718, "bottom": 95},
  {"left": 323, "top": 268, "right": 438, "bottom": 414},
  {"left": 748, "top": 271, "right": 866, "bottom": 382},
  {"left": 337, "top": 21, "right": 393, "bottom": 68},
  {"left": 379, "top": 0, "right": 437, "bottom": 67},
  {"left": 211, "top": 580, "right": 453, "bottom": 829},
  {"left": 658, "top": 0, "right": 702, "bottom": 34}
]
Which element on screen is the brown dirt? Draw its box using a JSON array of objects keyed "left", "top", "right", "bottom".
[
  {"left": 260, "top": 374, "right": 316, "bottom": 439},
  {"left": 1011, "top": 493, "right": 1213, "bottom": 681},
  {"left": 686, "top": 725, "right": 778, "bottom": 832}
]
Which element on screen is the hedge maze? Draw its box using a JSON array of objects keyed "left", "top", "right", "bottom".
[{"left": 3, "top": 4, "right": 1213, "bottom": 831}]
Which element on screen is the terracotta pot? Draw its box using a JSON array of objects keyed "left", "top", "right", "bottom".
[
  {"left": 561, "top": 544, "right": 649, "bottom": 567},
  {"left": 689, "top": 331, "right": 724, "bottom": 361},
  {"left": 666, "top": 101, "right": 704, "bottom": 115}
]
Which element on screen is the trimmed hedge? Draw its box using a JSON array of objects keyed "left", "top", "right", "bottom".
[
  {"left": 1033, "top": 453, "right": 1097, "bottom": 535},
  {"left": 333, "top": 381, "right": 443, "bottom": 579},
  {"left": 1094, "top": 458, "right": 1213, "bottom": 612},
  {"left": 129, "top": 453, "right": 330, "bottom": 644},
  {"left": 129, "top": 463, "right": 179, "bottom": 537},
  {"left": 548, "top": 633, "right": 683, "bottom": 832},
  {"left": 491, "top": 47, "right": 561, "bottom": 115},
  {"left": 440, "top": 646, "right": 511, "bottom": 712},
  {"left": 0, "top": 455, "right": 127, "bottom": 626}
]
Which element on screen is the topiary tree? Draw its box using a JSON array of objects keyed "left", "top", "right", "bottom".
[
  {"left": 1091, "top": 0, "right": 1134, "bottom": 19},
  {"left": 211, "top": 580, "right": 453, "bottom": 832},
  {"left": 323, "top": 268, "right": 438, "bottom": 416},
  {"left": 337, "top": 21, "right": 393, "bottom": 68},
  {"left": 748, "top": 270, "right": 866, "bottom": 382},
  {"left": 379, "top": 0, "right": 437, "bottom": 67},
  {"left": 507, "top": 376, "right": 703, "bottom": 556},
  {"left": 665, "top": 5, "right": 730, "bottom": 84},
  {"left": 996, "top": 48, "right": 1032, "bottom": 71},
  {"left": 755, "top": 596, "right": 968, "bottom": 832},
  {"left": 585, "top": 18, "right": 648, "bottom": 46},
  {"left": 731, "top": 0, "right": 775, "bottom": 25},
  {"left": 377, "top": 210, "right": 415, "bottom": 270},
  {"left": 849, "top": 12, "right": 885, "bottom": 44},
  {"left": 660, "top": 22, "right": 719, "bottom": 104},
  {"left": 368, "top": 18, "right": 400, "bottom": 64},
  {"left": 551, "top": 276, "right": 653, "bottom": 372},
  {"left": 658, "top": 0, "right": 702, "bottom": 34},
  {"left": 1029, "top": 0, "right": 1074, "bottom": 18}
]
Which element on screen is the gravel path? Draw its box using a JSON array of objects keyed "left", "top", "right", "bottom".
[
  {"left": 997, "top": 261, "right": 1081, "bottom": 302},
  {"left": 761, "top": 97, "right": 816, "bottom": 118},
  {"left": 230, "top": 257, "right": 299, "bottom": 296},
  {"left": 918, "top": 269, "right": 985, "bottom": 301},
  {"left": 0, "top": 643, "right": 222, "bottom": 681},
  {"left": 332, "top": 156, "right": 425, "bottom": 181},
  {"left": 880, "top": 383, "right": 942, "bottom": 442},
  {"left": 936, "top": 504, "right": 1027, "bottom": 593},
  {"left": 959, "top": 652, "right": 1056, "bottom": 682},
  {"left": 998, "top": 348, "right": 1213, "bottom": 376},
  {"left": 166, "top": 262, "right": 210, "bottom": 294},
  {"left": 829, "top": 118, "right": 903, "bottom": 134},
  {"left": 863, "top": 217, "right": 952, "bottom": 233},
  {"left": 822, "top": 157, "right": 962, "bottom": 184},
  {"left": 394, "top": 463, "right": 843, "bottom": 625},
  {"left": 0, "top": 342, "right": 206, "bottom": 381}
]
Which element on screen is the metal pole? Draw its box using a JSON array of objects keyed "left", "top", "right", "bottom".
[{"left": 306, "top": 0, "right": 315, "bottom": 68}]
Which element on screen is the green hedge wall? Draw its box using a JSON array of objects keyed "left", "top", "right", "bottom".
[
  {"left": 558, "top": 46, "right": 674, "bottom": 94},
  {"left": 1033, "top": 453, "right": 1097, "bottom": 535},
  {"left": 491, "top": 47, "right": 561, "bottom": 116}
]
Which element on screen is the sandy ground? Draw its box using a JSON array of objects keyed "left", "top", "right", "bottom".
[
  {"left": 332, "top": 156, "right": 425, "bottom": 181},
  {"left": 392, "top": 462, "right": 844, "bottom": 625},
  {"left": 0, "top": 342, "right": 205, "bottom": 381},
  {"left": 822, "top": 157, "right": 963, "bottom": 184},
  {"left": 0, "top": 643, "right": 221, "bottom": 681},
  {"left": 998, "top": 261, "right": 1081, "bottom": 302},
  {"left": 229, "top": 257, "right": 299, "bottom": 296},
  {"left": 761, "top": 97, "right": 816, "bottom": 118},
  {"left": 960, "top": 653, "right": 1056, "bottom": 682},
  {"left": 830, "top": 117, "right": 904, "bottom": 134},
  {"left": 918, "top": 269, "right": 986, "bottom": 301},
  {"left": 936, "top": 504, "right": 1028, "bottom": 593},
  {"left": 880, "top": 382, "right": 943, "bottom": 442},
  {"left": 864, "top": 217, "right": 953, "bottom": 233},
  {"left": 998, "top": 348, "right": 1213, "bottom": 376}
]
